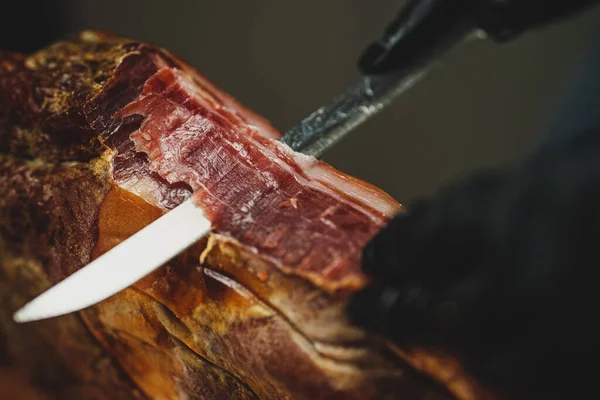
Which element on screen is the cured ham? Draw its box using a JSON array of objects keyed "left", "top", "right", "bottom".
[{"left": 0, "top": 31, "right": 456, "bottom": 399}]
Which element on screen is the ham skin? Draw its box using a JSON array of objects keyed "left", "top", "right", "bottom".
[{"left": 0, "top": 31, "right": 480, "bottom": 400}]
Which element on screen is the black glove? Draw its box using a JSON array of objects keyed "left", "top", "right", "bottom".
[
  {"left": 347, "top": 124, "right": 600, "bottom": 399},
  {"left": 349, "top": 3, "right": 600, "bottom": 397}
]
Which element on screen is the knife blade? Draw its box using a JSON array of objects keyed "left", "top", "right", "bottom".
[
  {"left": 13, "top": 65, "right": 430, "bottom": 323},
  {"left": 13, "top": 198, "right": 210, "bottom": 322}
]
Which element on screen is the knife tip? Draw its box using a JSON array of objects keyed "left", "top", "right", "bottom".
[
  {"left": 11, "top": 198, "right": 211, "bottom": 325},
  {"left": 13, "top": 302, "right": 55, "bottom": 323},
  {"left": 13, "top": 307, "right": 33, "bottom": 323}
]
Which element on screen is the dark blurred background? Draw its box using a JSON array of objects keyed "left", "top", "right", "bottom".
[{"left": 2, "top": 1, "right": 599, "bottom": 203}]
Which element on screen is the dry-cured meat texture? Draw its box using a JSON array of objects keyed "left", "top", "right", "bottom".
[
  {"left": 0, "top": 31, "right": 460, "bottom": 399},
  {"left": 118, "top": 67, "right": 396, "bottom": 290}
]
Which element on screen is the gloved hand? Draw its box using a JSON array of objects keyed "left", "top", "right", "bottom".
[
  {"left": 347, "top": 125, "right": 600, "bottom": 399},
  {"left": 348, "top": 2, "right": 600, "bottom": 397}
]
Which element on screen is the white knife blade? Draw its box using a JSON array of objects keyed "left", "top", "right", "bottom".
[
  {"left": 14, "top": 63, "right": 429, "bottom": 323},
  {"left": 13, "top": 198, "right": 209, "bottom": 323}
]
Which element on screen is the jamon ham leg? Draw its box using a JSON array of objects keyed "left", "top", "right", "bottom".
[{"left": 0, "top": 31, "right": 461, "bottom": 399}]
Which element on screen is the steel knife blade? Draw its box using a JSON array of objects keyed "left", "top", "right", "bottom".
[{"left": 13, "top": 198, "right": 210, "bottom": 322}]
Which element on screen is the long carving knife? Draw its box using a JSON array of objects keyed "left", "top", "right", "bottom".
[
  {"left": 13, "top": 2, "right": 477, "bottom": 323},
  {"left": 13, "top": 69, "right": 432, "bottom": 323}
]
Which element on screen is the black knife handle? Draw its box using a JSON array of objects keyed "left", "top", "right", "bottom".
[
  {"left": 358, "top": 0, "right": 480, "bottom": 76},
  {"left": 360, "top": 0, "right": 600, "bottom": 75}
]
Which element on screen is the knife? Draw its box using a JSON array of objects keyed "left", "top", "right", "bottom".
[{"left": 14, "top": 1, "right": 478, "bottom": 323}]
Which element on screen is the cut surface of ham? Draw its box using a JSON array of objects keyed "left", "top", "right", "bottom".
[{"left": 117, "top": 67, "right": 397, "bottom": 290}]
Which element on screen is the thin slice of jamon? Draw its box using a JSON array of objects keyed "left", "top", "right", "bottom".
[{"left": 118, "top": 67, "right": 400, "bottom": 290}]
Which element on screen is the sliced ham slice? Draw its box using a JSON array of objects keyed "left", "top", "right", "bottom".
[{"left": 117, "top": 67, "right": 398, "bottom": 290}]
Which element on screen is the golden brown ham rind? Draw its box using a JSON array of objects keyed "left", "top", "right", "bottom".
[{"left": 0, "top": 31, "right": 457, "bottom": 399}]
